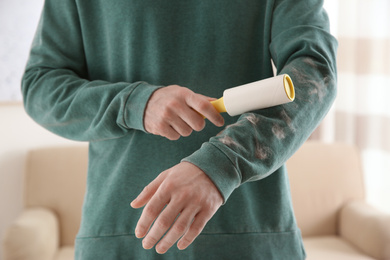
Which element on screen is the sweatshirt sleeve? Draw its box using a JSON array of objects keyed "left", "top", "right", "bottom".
[
  {"left": 21, "top": 0, "right": 161, "bottom": 142},
  {"left": 182, "top": 0, "right": 338, "bottom": 203}
]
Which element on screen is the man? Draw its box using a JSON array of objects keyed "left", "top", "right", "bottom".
[{"left": 22, "top": 0, "right": 337, "bottom": 259}]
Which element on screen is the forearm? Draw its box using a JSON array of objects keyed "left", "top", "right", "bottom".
[
  {"left": 183, "top": 0, "right": 338, "bottom": 202},
  {"left": 22, "top": 67, "right": 160, "bottom": 141}
]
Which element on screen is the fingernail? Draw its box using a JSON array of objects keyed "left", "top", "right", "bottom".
[
  {"left": 130, "top": 198, "right": 138, "bottom": 207},
  {"left": 177, "top": 241, "right": 186, "bottom": 250},
  {"left": 156, "top": 244, "right": 167, "bottom": 254},
  {"left": 135, "top": 228, "right": 142, "bottom": 238},
  {"left": 143, "top": 239, "right": 153, "bottom": 249}
]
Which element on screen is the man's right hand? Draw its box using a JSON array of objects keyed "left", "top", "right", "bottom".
[{"left": 144, "top": 85, "right": 225, "bottom": 140}]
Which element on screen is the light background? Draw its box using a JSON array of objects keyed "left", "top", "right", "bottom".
[{"left": 0, "top": 1, "right": 389, "bottom": 259}]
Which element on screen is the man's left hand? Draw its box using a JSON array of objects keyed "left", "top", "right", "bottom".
[{"left": 130, "top": 162, "right": 223, "bottom": 254}]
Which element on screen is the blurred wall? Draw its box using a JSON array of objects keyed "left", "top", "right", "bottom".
[{"left": 0, "top": 0, "right": 44, "bottom": 101}]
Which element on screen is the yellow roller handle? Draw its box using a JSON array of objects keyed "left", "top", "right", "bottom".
[
  {"left": 201, "top": 97, "right": 226, "bottom": 118},
  {"left": 210, "top": 97, "right": 227, "bottom": 113}
]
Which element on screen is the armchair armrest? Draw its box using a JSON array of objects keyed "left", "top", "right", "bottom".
[
  {"left": 2, "top": 207, "right": 59, "bottom": 260},
  {"left": 339, "top": 200, "right": 390, "bottom": 260}
]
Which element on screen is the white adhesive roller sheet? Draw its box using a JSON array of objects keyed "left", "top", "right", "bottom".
[{"left": 210, "top": 74, "right": 295, "bottom": 116}]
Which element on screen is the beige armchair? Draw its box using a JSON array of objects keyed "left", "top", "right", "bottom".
[
  {"left": 2, "top": 146, "right": 88, "bottom": 260},
  {"left": 2, "top": 142, "right": 390, "bottom": 260},
  {"left": 287, "top": 142, "right": 390, "bottom": 260}
]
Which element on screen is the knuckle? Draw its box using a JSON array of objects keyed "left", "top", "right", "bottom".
[
  {"left": 191, "top": 222, "right": 204, "bottom": 235},
  {"left": 142, "top": 184, "right": 152, "bottom": 194},
  {"left": 173, "top": 221, "right": 187, "bottom": 234},
  {"left": 166, "top": 98, "right": 180, "bottom": 108},
  {"left": 203, "top": 200, "right": 218, "bottom": 213},
  {"left": 186, "top": 91, "right": 200, "bottom": 104},
  {"left": 181, "top": 236, "right": 192, "bottom": 246},
  {"left": 145, "top": 236, "right": 158, "bottom": 246},
  {"left": 154, "top": 189, "right": 168, "bottom": 203},
  {"left": 163, "top": 130, "right": 181, "bottom": 140},
  {"left": 197, "top": 100, "right": 209, "bottom": 111},
  {"left": 160, "top": 179, "right": 176, "bottom": 193},
  {"left": 156, "top": 216, "right": 171, "bottom": 230},
  {"left": 175, "top": 189, "right": 192, "bottom": 203},
  {"left": 192, "top": 196, "right": 204, "bottom": 207},
  {"left": 181, "top": 128, "right": 193, "bottom": 137},
  {"left": 168, "top": 135, "right": 180, "bottom": 141},
  {"left": 161, "top": 107, "right": 173, "bottom": 120},
  {"left": 192, "top": 120, "right": 205, "bottom": 132},
  {"left": 177, "top": 86, "right": 191, "bottom": 96},
  {"left": 144, "top": 205, "right": 159, "bottom": 218},
  {"left": 156, "top": 121, "right": 166, "bottom": 131},
  {"left": 141, "top": 185, "right": 150, "bottom": 193},
  {"left": 170, "top": 84, "right": 182, "bottom": 90},
  {"left": 136, "top": 224, "right": 147, "bottom": 234}
]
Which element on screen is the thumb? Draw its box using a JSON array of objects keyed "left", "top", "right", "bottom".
[{"left": 197, "top": 94, "right": 218, "bottom": 102}]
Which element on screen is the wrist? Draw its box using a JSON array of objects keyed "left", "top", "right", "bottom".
[
  {"left": 123, "top": 82, "right": 163, "bottom": 132},
  {"left": 181, "top": 142, "right": 240, "bottom": 203}
]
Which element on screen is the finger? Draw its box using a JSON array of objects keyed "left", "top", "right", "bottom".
[
  {"left": 155, "top": 206, "right": 198, "bottom": 254},
  {"left": 131, "top": 171, "right": 168, "bottom": 208},
  {"left": 168, "top": 116, "right": 193, "bottom": 137},
  {"left": 150, "top": 121, "right": 181, "bottom": 141},
  {"left": 178, "top": 107, "right": 206, "bottom": 132},
  {"left": 162, "top": 125, "right": 181, "bottom": 140},
  {"left": 134, "top": 191, "right": 169, "bottom": 239},
  {"left": 196, "top": 93, "right": 217, "bottom": 102},
  {"left": 206, "top": 97, "right": 217, "bottom": 102},
  {"left": 187, "top": 94, "right": 224, "bottom": 127},
  {"left": 142, "top": 203, "right": 183, "bottom": 251},
  {"left": 166, "top": 99, "right": 205, "bottom": 133},
  {"left": 177, "top": 210, "right": 211, "bottom": 250}
]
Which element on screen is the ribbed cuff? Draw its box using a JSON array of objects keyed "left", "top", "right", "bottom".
[
  {"left": 123, "top": 82, "right": 162, "bottom": 132},
  {"left": 181, "top": 142, "right": 241, "bottom": 203}
]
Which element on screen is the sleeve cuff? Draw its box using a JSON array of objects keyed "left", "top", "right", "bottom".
[
  {"left": 181, "top": 142, "right": 241, "bottom": 203},
  {"left": 122, "top": 82, "right": 163, "bottom": 132}
]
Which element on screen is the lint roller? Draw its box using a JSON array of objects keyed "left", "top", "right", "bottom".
[{"left": 210, "top": 74, "right": 295, "bottom": 116}]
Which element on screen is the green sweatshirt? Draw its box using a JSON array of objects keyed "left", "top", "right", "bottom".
[{"left": 22, "top": 0, "right": 337, "bottom": 259}]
